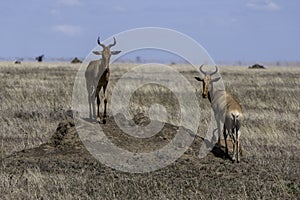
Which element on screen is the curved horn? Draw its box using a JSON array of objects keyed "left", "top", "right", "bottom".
[
  {"left": 108, "top": 37, "right": 116, "bottom": 48},
  {"left": 199, "top": 64, "right": 206, "bottom": 75},
  {"left": 97, "top": 37, "right": 105, "bottom": 48},
  {"left": 210, "top": 66, "right": 219, "bottom": 76}
]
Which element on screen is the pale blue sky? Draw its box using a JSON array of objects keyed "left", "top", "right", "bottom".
[{"left": 0, "top": 0, "right": 299, "bottom": 62}]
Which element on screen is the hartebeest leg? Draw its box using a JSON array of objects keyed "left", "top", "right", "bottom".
[
  {"left": 87, "top": 86, "right": 94, "bottom": 119},
  {"left": 96, "top": 93, "right": 101, "bottom": 122},
  {"left": 95, "top": 87, "right": 102, "bottom": 123},
  {"left": 216, "top": 115, "right": 221, "bottom": 147},
  {"left": 102, "top": 83, "right": 108, "bottom": 124},
  {"left": 236, "top": 129, "right": 240, "bottom": 163},
  {"left": 230, "top": 128, "right": 236, "bottom": 162},
  {"left": 223, "top": 125, "right": 228, "bottom": 156},
  {"left": 217, "top": 131, "right": 221, "bottom": 147},
  {"left": 88, "top": 94, "right": 92, "bottom": 119},
  {"left": 92, "top": 90, "right": 96, "bottom": 119}
]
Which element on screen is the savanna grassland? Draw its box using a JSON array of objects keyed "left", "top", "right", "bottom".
[{"left": 0, "top": 62, "right": 299, "bottom": 199}]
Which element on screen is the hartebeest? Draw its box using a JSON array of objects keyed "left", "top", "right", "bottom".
[
  {"left": 195, "top": 65, "right": 243, "bottom": 162},
  {"left": 85, "top": 36, "right": 121, "bottom": 124}
]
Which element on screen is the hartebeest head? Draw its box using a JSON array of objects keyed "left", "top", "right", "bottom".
[
  {"left": 195, "top": 65, "right": 221, "bottom": 99},
  {"left": 92, "top": 37, "right": 121, "bottom": 68}
]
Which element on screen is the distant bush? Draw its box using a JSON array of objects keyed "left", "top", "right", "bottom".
[{"left": 248, "top": 64, "right": 265, "bottom": 69}]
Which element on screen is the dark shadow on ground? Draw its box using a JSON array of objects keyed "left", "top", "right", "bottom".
[
  {"left": 199, "top": 136, "right": 231, "bottom": 161},
  {"left": 82, "top": 117, "right": 97, "bottom": 123}
]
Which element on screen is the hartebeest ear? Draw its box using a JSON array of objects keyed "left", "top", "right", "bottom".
[
  {"left": 92, "top": 51, "right": 102, "bottom": 55},
  {"left": 111, "top": 50, "right": 121, "bottom": 55},
  {"left": 211, "top": 77, "right": 221, "bottom": 82},
  {"left": 195, "top": 77, "right": 203, "bottom": 82}
]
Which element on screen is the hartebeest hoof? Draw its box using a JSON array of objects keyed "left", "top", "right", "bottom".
[
  {"left": 231, "top": 159, "right": 236, "bottom": 163},
  {"left": 231, "top": 155, "right": 240, "bottom": 163},
  {"left": 232, "top": 159, "right": 240, "bottom": 163},
  {"left": 102, "top": 114, "right": 109, "bottom": 124}
]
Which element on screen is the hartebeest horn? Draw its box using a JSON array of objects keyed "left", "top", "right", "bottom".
[
  {"left": 210, "top": 66, "right": 218, "bottom": 76},
  {"left": 97, "top": 37, "right": 105, "bottom": 49},
  {"left": 199, "top": 64, "right": 206, "bottom": 75},
  {"left": 108, "top": 37, "right": 116, "bottom": 48}
]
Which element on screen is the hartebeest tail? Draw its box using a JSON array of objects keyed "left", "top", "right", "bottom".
[
  {"left": 85, "top": 36, "right": 121, "bottom": 124},
  {"left": 195, "top": 65, "right": 243, "bottom": 162}
]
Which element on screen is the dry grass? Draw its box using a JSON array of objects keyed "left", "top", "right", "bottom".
[
  {"left": 1, "top": 62, "right": 300, "bottom": 199},
  {"left": 0, "top": 62, "right": 77, "bottom": 155}
]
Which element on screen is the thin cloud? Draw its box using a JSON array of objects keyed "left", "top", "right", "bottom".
[
  {"left": 52, "top": 25, "right": 82, "bottom": 36},
  {"left": 114, "top": 5, "right": 127, "bottom": 13},
  {"left": 246, "top": 0, "right": 280, "bottom": 11},
  {"left": 50, "top": 9, "right": 60, "bottom": 16},
  {"left": 58, "top": 0, "right": 82, "bottom": 6}
]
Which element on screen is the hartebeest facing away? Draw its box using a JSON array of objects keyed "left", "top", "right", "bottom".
[
  {"left": 195, "top": 65, "right": 243, "bottom": 162},
  {"left": 85, "top": 37, "right": 121, "bottom": 124}
]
